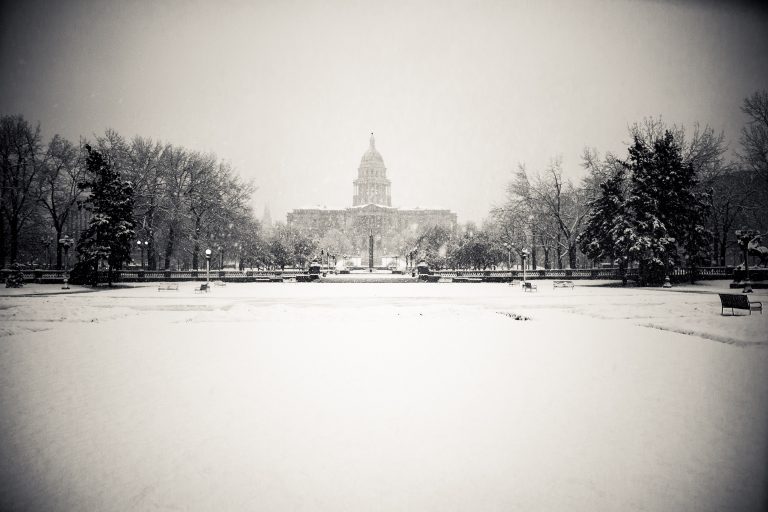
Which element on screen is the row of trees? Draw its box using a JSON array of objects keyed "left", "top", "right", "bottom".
[
  {"left": 3, "top": 91, "right": 766, "bottom": 284},
  {"left": 407, "top": 91, "right": 768, "bottom": 281},
  {"left": 0, "top": 117, "right": 365, "bottom": 273},
  {"left": 0, "top": 119, "right": 260, "bottom": 271}
]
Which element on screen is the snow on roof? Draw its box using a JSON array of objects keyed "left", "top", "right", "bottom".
[{"left": 349, "top": 203, "right": 398, "bottom": 209}]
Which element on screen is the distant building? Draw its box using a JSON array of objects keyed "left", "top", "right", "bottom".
[
  {"left": 287, "top": 134, "right": 457, "bottom": 266},
  {"left": 261, "top": 204, "right": 273, "bottom": 234}
]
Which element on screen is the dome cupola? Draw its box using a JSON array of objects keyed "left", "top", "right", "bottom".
[
  {"left": 360, "top": 133, "right": 385, "bottom": 165},
  {"left": 353, "top": 132, "right": 392, "bottom": 206}
]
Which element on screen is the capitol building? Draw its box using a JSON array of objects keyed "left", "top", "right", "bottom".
[{"left": 287, "top": 134, "right": 457, "bottom": 267}]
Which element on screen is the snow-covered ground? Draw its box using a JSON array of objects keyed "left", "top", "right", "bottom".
[{"left": 1, "top": 280, "right": 766, "bottom": 511}]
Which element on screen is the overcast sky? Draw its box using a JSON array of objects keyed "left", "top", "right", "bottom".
[{"left": 2, "top": 0, "right": 767, "bottom": 224}]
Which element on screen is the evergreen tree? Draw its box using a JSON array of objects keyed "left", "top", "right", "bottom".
[
  {"left": 578, "top": 166, "right": 626, "bottom": 263},
  {"left": 622, "top": 134, "right": 676, "bottom": 285},
  {"left": 580, "top": 131, "right": 711, "bottom": 286},
  {"left": 73, "top": 145, "right": 136, "bottom": 285},
  {"left": 624, "top": 132, "right": 710, "bottom": 284}
]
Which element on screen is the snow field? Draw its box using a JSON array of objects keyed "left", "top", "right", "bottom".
[{"left": 1, "top": 281, "right": 767, "bottom": 511}]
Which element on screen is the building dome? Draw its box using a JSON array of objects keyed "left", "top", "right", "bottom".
[
  {"left": 353, "top": 132, "right": 391, "bottom": 206},
  {"left": 360, "top": 133, "right": 385, "bottom": 166}
]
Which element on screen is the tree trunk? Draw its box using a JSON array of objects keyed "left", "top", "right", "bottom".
[
  {"left": 568, "top": 243, "right": 577, "bottom": 269},
  {"left": 192, "top": 217, "right": 201, "bottom": 269},
  {"left": 55, "top": 227, "right": 63, "bottom": 269},
  {"left": 619, "top": 256, "right": 628, "bottom": 286},
  {"left": 146, "top": 209, "right": 157, "bottom": 270},
  {"left": 9, "top": 220, "right": 19, "bottom": 264},
  {"left": 719, "top": 232, "right": 728, "bottom": 267},
  {"left": 148, "top": 237, "right": 157, "bottom": 270},
  {"left": 0, "top": 211, "right": 6, "bottom": 268},
  {"left": 164, "top": 225, "right": 175, "bottom": 270}
]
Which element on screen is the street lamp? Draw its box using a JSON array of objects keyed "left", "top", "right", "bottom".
[
  {"left": 136, "top": 240, "right": 147, "bottom": 270},
  {"left": 205, "top": 248, "right": 212, "bottom": 284},
  {"left": 503, "top": 242, "right": 512, "bottom": 283},
  {"left": 58, "top": 235, "right": 74, "bottom": 289},
  {"left": 736, "top": 229, "right": 762, "bottom": 293},
  {"left": 521, "top": 248, "right": 529, "bottom": 286}
]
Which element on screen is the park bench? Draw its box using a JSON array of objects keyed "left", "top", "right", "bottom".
[
  {"left": 157, "top": 283, "right": 179, "bottom": 291},
  {"left": 522, "top": 281, "right": 537, "bottom": 292},
  {"left": 195, "top": 283, "right": 210, "bottom": 293},
  {"left": 553, "top": 280, "right": 574, "bottom": 290},
  {"left": 718, "top": 293, "right": 762, "bottom": 315}
]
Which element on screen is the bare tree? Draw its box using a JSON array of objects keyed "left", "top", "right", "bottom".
[
  {"left": 739, "top": 90, "right": 768, "bottom": 189},
  {"left": 492, "top": 165, "right": 545, "bottom": 268},
  {"left": 38, "top": 135, "right": 86, "bottom": 268},
  {"left": 125, "top": 136, "right": 166, "bottom": 270},
  {"left": 159, "top": 145, "right": 193, "bottom": 270},
  {"left": 0, "top": 115, "right": 44, "bottom": 265},
  {"left": 508, "top": 160, "right": 588, "bottom": 269}
]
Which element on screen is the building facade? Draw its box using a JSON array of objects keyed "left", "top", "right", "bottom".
[{"left": 287, "top": 134, "right": 457, "bottom": 266}]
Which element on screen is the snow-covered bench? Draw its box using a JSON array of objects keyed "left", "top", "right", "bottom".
[
  {"left": 718, "top": 293, "right": 762, "bottom": 315},
  {"left": 522, "top": 282, "right": 537, "bottom": 292},
  {"left": 195, "top": 283, "right": 210, "bottom": 293},
  {"left": 553, "top": 280, "right": 574, "bottom": 290},
  {"left": 157, "top": 283, "right": 179, "bottom": 291}
]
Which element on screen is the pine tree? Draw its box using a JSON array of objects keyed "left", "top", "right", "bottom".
[
  {"left": 73, "top": 145, "right": 136, "bottom": 285},
  {"left": 580, "top": 131, "right": 711, "bottom": 286},
  {"left": 622, "top": 134, "right": 676, "bottom": 285},
  {"left": 624, "top": 132, "right": 711, "bottom": 284},
  {"left": 578, "top": 166, "right": 626, "bottom": 263}
]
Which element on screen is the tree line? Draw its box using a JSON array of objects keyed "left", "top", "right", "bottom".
[
  {"left": 0, "top": 117, "right": 350, "bottom": 274},
  {"left": 407, "top": 91, "right": 768, "bottom": 283},
  {"left": 0, "top": 120, "right": 297, "bottom": 272},
  {"left": 2, "top": 90, "right": 766, "bottom": 283}
]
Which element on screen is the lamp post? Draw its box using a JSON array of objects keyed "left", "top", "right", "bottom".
[
  {"left": 205, "top": 248, "right": 212, "bottom": 284},
  {"left": 136, "top": 240, "right": 147, "bottom": 270},
  {"left": 369, "top": 230, "right": 374, "bottom": 272},
  {"left": 58, "top": 235, "right": 74, "bottom": 289},
  {"left": 527, "top": 214, "right": 535, "bottom": 270},
  {"left": 503, "top": 242, "right": 512, "bottom": 283},
  {"left": 521, "top": 248, "right": 529, "bottom": 286},
  {"left": 736, "top": 229, "right": 760, "bottom": 293}
]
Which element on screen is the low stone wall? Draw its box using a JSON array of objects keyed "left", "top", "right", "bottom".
[{"left": 0, "top": 267, "right": 738, "bottom": 285}]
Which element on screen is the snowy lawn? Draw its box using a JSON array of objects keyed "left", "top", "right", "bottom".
[{"left": 1, "top": 280, "right": 766, "bottom": 511}]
